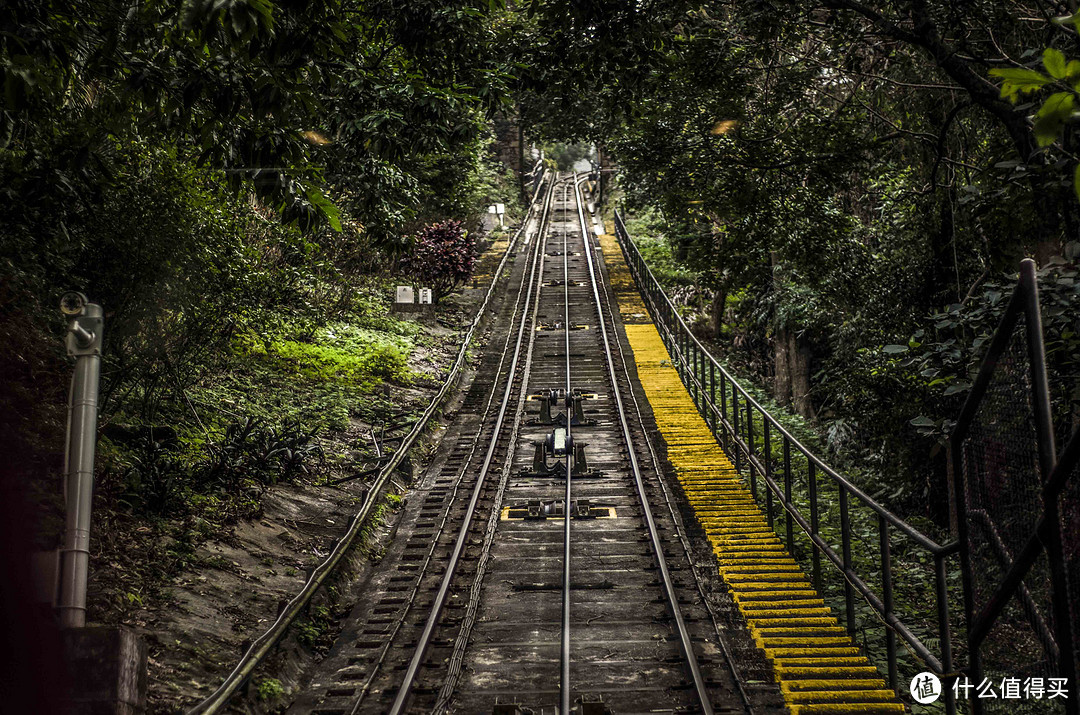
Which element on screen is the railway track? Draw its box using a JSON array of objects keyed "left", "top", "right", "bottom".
[{"left": 287, "top": 175, "right": 779, "bottom": 715}]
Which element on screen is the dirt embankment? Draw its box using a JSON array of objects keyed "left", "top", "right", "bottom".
[{"left": 80, "top": 231, "right": 515, "bottom": 714}]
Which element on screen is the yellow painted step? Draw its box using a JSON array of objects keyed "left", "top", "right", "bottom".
[
  {"left": 610, "top": 297, "right": 903, "bottom": 712},
  {"left": 788, "top": 690, "right": 900, "bottom": 704},
  {"left": 742, "top": 608, "right": 832, "bottom": 619},
  {"left": 789, "top": 704, "right": 906, "bottom": 715},
  {"left": 756, "top": 639, "right": 855, "bottom": 652},
  {"left": 774, "top": 657, "right": 874, "bottom": 668},
  {"left": 747, "top": 617, "right": 841, "bottom": 628},
  {"left": 753, "top": 626, "right": 849, "bottom": 637},
  {"left": 735, "top": 589, "right": 823, "bottom": 601},
  {"left": 739, "top": 599, "right": 827, "bottom": 610},
  {"left": 766, "top": 647, "right": 863, "bottom": 659},
  {"left": 775, "top": 665, "right": 884, "bottom": 679},
  {"left": 724, "top": 572, "right": 809, "bottom": 583},
  {"left": 782, "top": 679, "right": 886, "bottom": 692}
]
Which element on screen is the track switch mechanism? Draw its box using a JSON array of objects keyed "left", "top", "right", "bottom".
[
  {"left": 504, "top": 498, "right": 607, "bottom": 520},
  {"left": 528, "top": 388, "right": 595, "bottom": 427},
  {"left": 521, "top": 428, "right": 598, "bottom": 477}
]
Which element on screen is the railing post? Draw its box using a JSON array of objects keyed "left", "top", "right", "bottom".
[
  {"left": 731, "top": 383, "right": 741, "bottom": 472},
  {"left": 935, "top": 553, "right": 957, "bottom": 715},
  {"left": 719, "top": 372, "right": 728, "bottom": 452},
  {"left": 692, "top": 343, "right": 700, "bottom": 409},
  {"left": 697, "top": 348, "right": 705, "bottom": 416},
  {"left": 1020, "top": 260, "right": 1078, "bottom": 710},
  {"left": 58, "top": 293, "right": 104, "bottom": 629},
  {"left": 680, "top": 329, "right": 688, "bottom": 384},
  {"left": 747, "top": 400, "right": 756, "bottom": 499},
  {"left": 840, "top": 485, "right": 855, "bottom": 639},
  {"left": 809, "top": 460, "right": 821, "bottom": 593},
  {"left": 784, "top": 438, "right": 793, "bottom": 553},
  {"left": 708, "top": 361, "right": 717, "bottom": 438},
  {"left": 879, "top": 515, "right": 898, "bottom": 695},
  {"left": 764, "top": 420, "right": 774, "bottom": 530}
]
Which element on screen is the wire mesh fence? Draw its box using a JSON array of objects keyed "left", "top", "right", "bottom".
[{"left": 951, "top": 260, "right": 1079, "bottom": 715}]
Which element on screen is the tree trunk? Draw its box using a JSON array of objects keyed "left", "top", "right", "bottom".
[
  {"left": 774, "top": 327, "right": 792, "bottom": 408},
  {"left": 709, "top": 288, "right": 726, "bottom": 340},
  {"left": 789, "top": 331, "right": 816, "bottom": 420}
]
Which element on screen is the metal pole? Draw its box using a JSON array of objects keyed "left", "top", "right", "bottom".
[
  {"left": 809, "top": 460, "right": 821, "bottom": 593},
  {"left": 58, "top": 293, "right": 104, "bottom": 629}
]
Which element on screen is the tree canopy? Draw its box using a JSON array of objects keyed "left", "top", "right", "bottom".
[{"left": 5, "top": 0, "right": 1080, "bottom": 528}]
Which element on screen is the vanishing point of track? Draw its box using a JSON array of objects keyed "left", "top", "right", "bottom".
[{"left": 288, "top": 174, "right": 756, "bottom": 715}]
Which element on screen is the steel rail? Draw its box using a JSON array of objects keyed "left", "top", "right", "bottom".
[
  {"left": 574, "top": 178, "right": 715, "bottom": 714},
  {"left": 581, "top": 184, "right": 754, "bottom": 713},
  {"left": 559, "top": 176, "right": 574, "bottom": 715},
  {"left": 346, "top": 179, "right": 558, "bottom": 713},
  {"left": 432, "top": 189, "right": 552, "bottom": 714},
  {"left": 186, "top": 173, "right": 550, "bottom": 715},
  {"left": 386, "top": 176, "right": 557, "bottom": 715}
]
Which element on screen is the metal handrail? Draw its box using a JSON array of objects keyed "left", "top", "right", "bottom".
[
  {"left": 614, "top": 210, "right": 959, "bottom": 710},
  {"left": 186, "top": 173, "right": 550, "bottom": 714}
]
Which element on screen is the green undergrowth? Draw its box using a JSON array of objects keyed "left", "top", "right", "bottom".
[
  {"left": 88, "top": 276, "right": 444, "bottom": 625},
  {"left": 622, "top": 208, "right": 700, "bottom": 288}
]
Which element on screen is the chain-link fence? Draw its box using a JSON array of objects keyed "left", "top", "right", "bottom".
[{"left": 952, "top": 260, "right": 1078, "bottom": 715}]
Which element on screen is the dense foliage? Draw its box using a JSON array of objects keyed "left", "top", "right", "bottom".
[
  {"left": 510, "top": 0, "right": 1080, "bottom": 520},
  {"left": 6, "top": 0, "right": 1080, "bottom": 690},
  {"left": 401, "top": 220, "right": 478, "bottom": 301},
  {"left": 0, "top": 0, "right": 524, "bottom": 610}
]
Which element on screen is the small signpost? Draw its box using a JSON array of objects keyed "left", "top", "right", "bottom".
[
  {"left": 487, "top": 203, "right": 506, "bottom": 228},
  {"left": 391, "top": 285, "right": 434, "bottom": 317}
]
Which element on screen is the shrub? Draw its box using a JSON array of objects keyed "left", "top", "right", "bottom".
[
  {"left": 257, "top": 678, "right": 284, "bottom": 701},
  {"left": 401, "top": 220, "right": 477, "bottom": 301},
  {"left": 362, "top": 344, "right": 410, "bottom": 383}
]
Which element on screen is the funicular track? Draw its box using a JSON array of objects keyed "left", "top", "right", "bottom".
[{"left": 288, "top": 175, "right": 765, "bottom": 715}]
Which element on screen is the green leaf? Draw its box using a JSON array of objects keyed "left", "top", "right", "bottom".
[
  {"left": 1044, "top": 48, "right": 1067, "bottom": 79},
  {"left": 1033, "top": 91, "right": 1075, "bottom": 147},
  {"left": 944, "top": 381, "right": 972, "bottom": 396},
  {"left": 883, "top": 344, "right": 909, "bottom": 354},
  {"left": 910, "top": 416, "right": 936, "bottom": 428},
  {"left": 305, "top": 186, "right": 342, "bottom": 232},
  {"left": 990, "top": 67, "right": 1053, "bottom": 101}
]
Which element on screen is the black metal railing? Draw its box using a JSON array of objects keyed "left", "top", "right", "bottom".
[
  {"left": 614, "top": 210, "right": 961, "bottom": 711},
  {"left": 949, "top": 259, "right": 1079, "bottom": 714}
]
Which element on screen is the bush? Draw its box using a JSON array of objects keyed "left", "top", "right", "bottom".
[
  {"left": 401, "top": 220, "right": 477, "bottom": 301},
  {"left": 109, "top": 418, "right": 324, "bottom": 516},
  {"left": 257, "top": 678, "right": 284, "bottom": 701},
  {"left": 362, "top": 344, "right": 410, "bottom": 383}
]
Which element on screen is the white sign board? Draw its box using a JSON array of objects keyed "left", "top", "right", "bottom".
[
  {"left": 395, "top": 285, "right": 415, "bottom": 304},
  {"left": 419, "top": 288, "right": 433, "bottom": 305},
  {"left": 487, "top": 203, "right": 506, "bottom": 215}
]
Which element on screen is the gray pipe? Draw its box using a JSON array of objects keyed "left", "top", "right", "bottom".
[{"left": 58, "top": 300, "right": 104, "bottom": 629}]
